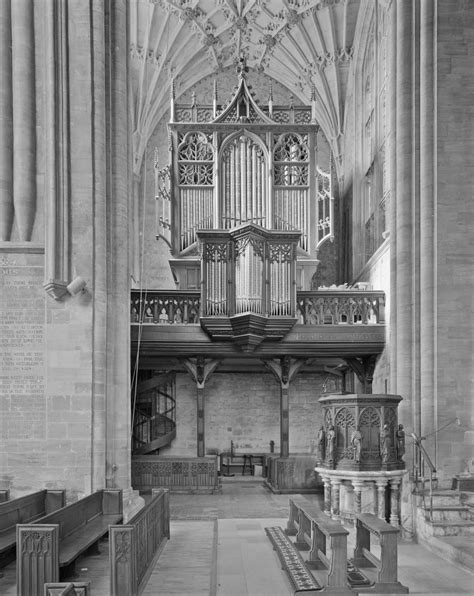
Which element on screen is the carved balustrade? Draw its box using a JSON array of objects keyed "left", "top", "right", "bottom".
[
  {"left": 297, "top": 290, "right": 385, "bottom": 325},
  {"left": 131, "top": 289, "right": 385, "bottom": 326},
  {"left": 130, "top": 290, "right": 200, "bottom": 324},
  {"left": 132, "top": 456, "right": 220, "bottom": 493}
]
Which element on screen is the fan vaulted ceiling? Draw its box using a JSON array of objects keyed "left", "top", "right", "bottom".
[{"left": 130, "top": 0, "right": 363, "bottom": 174}]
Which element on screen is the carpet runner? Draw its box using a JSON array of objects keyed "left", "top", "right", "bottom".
[
  {"left": 265, "top": 526, "right": 373, "bottom": 593},
  {"left": 265, "top": 526, "right": 321, "bottom": 593}
]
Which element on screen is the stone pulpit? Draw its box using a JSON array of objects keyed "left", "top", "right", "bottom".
[{"left": 315, "top": 393, "right": 406, "bottom": 525}]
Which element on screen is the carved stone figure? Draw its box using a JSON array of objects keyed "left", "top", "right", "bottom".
[
  {"left": 351, "top": 427, "right": 362, "bottom": 462},
  {"left": 396, "top": 424, "right": 405, "bottom": 460},
  {"left": 326, "top": 425, "right": 335, "bottom": 461},
  {"left": 380, "top": 423, "right": 391, "bottom": 463},
  {"left": 316, "top": 426, "right": 326, "bottom": 461}
]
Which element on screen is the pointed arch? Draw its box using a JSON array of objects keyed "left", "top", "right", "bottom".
[{"left": 218, "top": 130, "right": 269, "bottom": 229}]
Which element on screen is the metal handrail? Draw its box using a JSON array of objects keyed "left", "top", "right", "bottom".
[{"left": 411, "top": 432, "right": 437, "bottom": 520}]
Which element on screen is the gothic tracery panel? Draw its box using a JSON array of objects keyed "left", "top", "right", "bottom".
[
  {"left": 269, "top": 242, "right": 296, "bottom": 316},
  {"left": 176, "top": 132, "right": 215, "bottom": 251},
  {"left": 273, "top": 133, "right": 310, "bottom": 252},
  {"left": 359, "top": 406, "right": 381, "bottom": 460},
  {"left": 334, "top": 407, "right": 355, "bottom": 460}
]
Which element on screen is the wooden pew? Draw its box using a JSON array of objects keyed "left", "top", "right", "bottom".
[
  {"left": 110, "top": 488, "right": 170, "bottom": 596},
  {"left": 44, "top": 582, "right": 91, "bottom": 595},
  {"left": 0, "top": 489, "right": 65, "bottom": 565},
  {"left": 285, "top": 496, "right": 356, "bottom": 594},
  {"left": 353, "top": 513, "right": 409, "bottom": 593},
  {"left": 17, "top": 489, "right": 123, "bottom": 596}
]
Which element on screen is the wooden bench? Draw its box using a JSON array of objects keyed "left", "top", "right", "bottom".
[
  {"left": 265, "top": 526, "right": 321, "bottom": 595},
  {"left": 17, "top": 489, "right": 123, "bottom": 596},
  {"left": 353, "top": 513, "right": 409, "bottom": 593},
  {"left": 0, "top": 489, "right": 65, "bottom": 565},
  {"left": 44, "top": 582, "right": 91, "bottom": 595},
  {"left": 286, "top": 496, "right": 356, "bottom": 594},
  {"left": 110, "top": 488, "right": 170, "bottom": 596}
]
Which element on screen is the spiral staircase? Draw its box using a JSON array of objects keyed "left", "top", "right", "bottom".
[{"left": 132, "top": 373, "right": 176, "bottom": 455}]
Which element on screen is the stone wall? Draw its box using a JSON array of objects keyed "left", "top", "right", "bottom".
[
  {"left": 161, "top": 371, "right": 339, "bottom": 457},
  {"left": 0, "top": 249, "right": 95, "bottom": 498}
]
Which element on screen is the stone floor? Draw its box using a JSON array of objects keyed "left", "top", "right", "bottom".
[{"left": 1, "top": 476, "right": 473, "bottom": 595}]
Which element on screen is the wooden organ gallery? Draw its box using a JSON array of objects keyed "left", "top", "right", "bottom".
[{"left": 132, "top": 61, "right": 394, "bottom": 514}]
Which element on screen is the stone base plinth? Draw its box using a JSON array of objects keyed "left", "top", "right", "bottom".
[{"left": 315, "top": 467, "right": 405, "bottom": 526}]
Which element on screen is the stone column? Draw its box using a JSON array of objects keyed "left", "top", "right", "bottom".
[
  {"left": 370, "top": 481, "right": 377, "bottom": 515},
  {"left": 389, "top": 478, "right": 401, "bottom": 525},
  {"left": 0, "top": 0, "right": 13, "bottom": 241},
  {"left": 42, "top": 0, "right": 70, "bottom": 299},
  {"left": 101, "top": 0, "right": 133, "bottom": 493},
  {"left": 322, "top": 475, "right": 332, "bottom": 515},
  {"left": 376, "top": 479, "right": 388, "bottom": 520},
  {"left": 131, "top": 173, "right": 142, "bottom": 284},
  {"left": 343, "top": 482, "right": 354, "bottom": 518},
  {"left": 353, "top": 480, "right": 364, "bottom": 515},
  {"left": 419, "top": 0, "right": 437, "bottom": 458},
  {"left": 89, "top": 0, "right": 107, "bottom": 491},
  {"left": 11, "top": 0, "right": 36, "bottom": 241},
  {"left": 395, "top": 0, "right": 414, "bottom": 423},
  {"left": 331, "top": 478, "right": 341, "bottom": 517},
  {"left": 388, "top": 0, "right": 397, "bottom": 392}
]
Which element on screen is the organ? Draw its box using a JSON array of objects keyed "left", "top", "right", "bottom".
[{"left": 155, "top": 59, "right": 335, "bottom": 349}]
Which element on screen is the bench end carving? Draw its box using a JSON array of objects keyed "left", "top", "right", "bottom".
[{"left": 17, "top": 524, "right": 60, "bottom": 596}]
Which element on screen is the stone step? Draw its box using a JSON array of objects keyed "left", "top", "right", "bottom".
[
  {"left": 430, "top": 519, "right": 474, "bottom": 537},
  {"left": 418, "top": 534, "right": 474, "bottom": 575},
  {"left": 425, "top": 505, "right": 472, "bottom": 522},
  {"left": 417, "top": 489, "right": 461, "bottom": 507},
  {"left": 460, "top": 492, "right": 474, "bottom": 506}
]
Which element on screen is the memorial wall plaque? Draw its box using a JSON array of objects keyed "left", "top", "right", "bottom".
[{"left": 0, "top": 253, "right": 46, "bottom": 440}]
